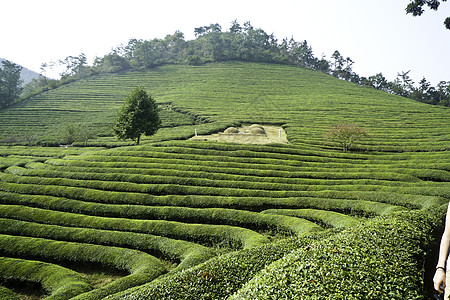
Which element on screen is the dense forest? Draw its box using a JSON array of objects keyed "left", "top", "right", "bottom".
[{"left": 5, "top": 21, "right": 450, "bottom": 108}]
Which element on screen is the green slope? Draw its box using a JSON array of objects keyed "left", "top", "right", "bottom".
[
  {"left": 1, "top": 61, "right": 448, "bottom": 151},
  {"left": 0, "top": 62, "right": 449, "bottom": 299}
]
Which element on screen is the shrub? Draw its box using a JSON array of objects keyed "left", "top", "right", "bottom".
[
  {"left": 0, "top": 256, "right": 92, "bottom": 299},
  {"left": 0, "top": 204, "right": 269, "bottom": 249},
  {"left": 230, "top": 207, "right": 445, "bottom": 299},
  {"left": 104, "top": 232, "right": 329, "bottom": 300},
  {"left": 0, "top": 234, "right": 166, "bottom": 300},
  {"left": 323, "top": 123, "right": 368, "bottom": 151},
  {"left": 0, "top": 285, "right": 19, "bottom": 300},
  {"left": 0, "top": 218, "right": 215, "bottom": 272}
]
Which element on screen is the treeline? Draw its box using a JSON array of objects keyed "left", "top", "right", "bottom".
[
  {"left": 0, "top": 60, "right": 23, "bottom": 108},
  {"left": 22, "top": 21, "right": 450, "bottom": 107}
]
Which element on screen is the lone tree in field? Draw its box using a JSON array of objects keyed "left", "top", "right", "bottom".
[
  {"left": 113, "top": 86, "right": 161, "bottom": 145},
  {"left": 323, "top": 123, "right": 368, "bottom": 152}
]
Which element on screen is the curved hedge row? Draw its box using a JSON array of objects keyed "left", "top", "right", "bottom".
[
  {"left": 0, "top": 234, "right": 167, "bottom": 300},
  {"left": 230, "top": 207, "right": 444, "bottom": 299},
  {"left": 18, "top": 165, "right": 424, "bottom": 189},
  {"left": 0, "top": 205, "right": 269, "bottom": 249},
  {"left": 0, "top": 256, "right": 92, "bottom": 300},
  {"left": 0, "top": 186, "right": 409, "bottom": 219},
  {"left": 0, "top": 285, "right": 19, "bottom": 300},
  {"left": 0, "top": 183, "right": 410, "bottom": 220},
  {"left": 3, "top": 167, "right": 421, "bottom": 195},
  {"left": 261, "top": 208, "right": 361, "bottom": 229},
  {"left": 30, "top": 160, "right": 433, "bottom": 184},
  {"left": 3, "top": 172, "right": 438, "bottom": 210},
  {"left": 0, "top": 218, "right": 215, "bottom": 272},
  {"left": 104, "top": 232, "right": 328, "bottom": 300}
]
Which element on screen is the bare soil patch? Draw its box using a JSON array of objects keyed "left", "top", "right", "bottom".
[{"left": 190, "top": 124, "right": 288, "bottom": 144}]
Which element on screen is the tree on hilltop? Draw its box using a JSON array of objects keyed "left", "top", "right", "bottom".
[{"left": 113, "top": 86, "right": 161, "bottom": 145}]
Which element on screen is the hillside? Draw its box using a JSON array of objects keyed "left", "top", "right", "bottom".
[
  {"left": 0, "top": 61, "right": 448, "bottom": 151},
  {"left": 0, "top": 62, "right": 449, "bottom": 299}
]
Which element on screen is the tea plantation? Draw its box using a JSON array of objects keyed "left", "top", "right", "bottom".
[{"left": 0, "top": 62, "right": 449, "bottom": 299}]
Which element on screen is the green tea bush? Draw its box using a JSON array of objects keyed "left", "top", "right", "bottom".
[
  {"left": 0, "top": 256, "right": 92, "bottom": 300},
  {"left": 262, "top": 208, "right": 361, "bottom": 229},
  {"left": 0, "top": 234, "right": 166, "bottom": 300},
  {"left": 0, "top": 285, "right": 19, "bottom": 300},
  {"left": 2, "top": 172, "right": 434, "bottom": 212},
  {"left": 0, "top": 205, "right": 269, "bottom": 249},
  {"left": 230, "top": 207, "right": 445, "bottom": 299},
  {"left": 105, "top": 232, "right": 329, "bottom": 300},
  {"left": 0, "top": 218, "right": 215, "bottom": 272}
]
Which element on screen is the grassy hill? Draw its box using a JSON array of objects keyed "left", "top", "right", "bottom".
[
  {"left": 0, "top": 62, "right": 449, "bottom": 299},
  {"left": 1, "top": 61, "right": 448, "bottom": 151}
]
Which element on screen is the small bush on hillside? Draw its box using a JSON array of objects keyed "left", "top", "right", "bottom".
[{"left": 323, "top": 123, "right": 368, "bottom": 151}]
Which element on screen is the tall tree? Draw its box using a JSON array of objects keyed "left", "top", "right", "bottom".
[
  {"left": 0, "top": 60, "right": 23, "bottom": 108},
  {"left": 406, "top": 0, "right": 449, "bottom": 29},
  {"left": 113, "top": 86, "right": 161, "bottom": 145}
]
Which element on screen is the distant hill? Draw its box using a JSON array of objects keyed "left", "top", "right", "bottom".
[
  {"left": 0, "top": 61, "right": 448, "bottom": 150},
  {"left": 0, "top": 58, "right": 40, "bottom": 85}
]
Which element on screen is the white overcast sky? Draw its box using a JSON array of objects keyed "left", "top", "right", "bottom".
[{"left": 1, "top": 0, "right": 449, "bottom": 85}]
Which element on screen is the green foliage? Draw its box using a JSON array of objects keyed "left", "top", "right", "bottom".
[
  {"left": 0, "top": 70, "right": 448, "bottom": 300},
  {"left": 0, "top": 218, "right": 215, "bottom": 272},
  {"left": 105, "top": 232, "right": 326, "bottom": 300},
  {"left": 1, "top": 62, "right": 449, "bottom": 147},
  {"left": 0, "top": 257, "right": 92, "bottom": 299},
  {"left": 0, "top": 60, "right": 23, "bottom": 109},
  {"left": 406, "top": 0, "right": 450, "bottom": 29},
  {"left": 113, "top": 86, "right": 161, "bottom": 144},
  {"left": 0, "top": 234, "right": 166, "bottom": 300},
  {"left": 261, "top": 208, "right": 361, "bottom": 229},
  {"left": 0, "top": 285, "right": 19, "bottom": 300},
  {"left": 0, "top": 204, "right": 269, "bottom": 250},
  {"left": 230, "top": 207, "right": 445, "bottom": 299},
  {"left": 323, "top": 123, "right": 368, "bottom": 151},
  {"left": 59, "top": 124, "right": 94, "bottom": 145}
]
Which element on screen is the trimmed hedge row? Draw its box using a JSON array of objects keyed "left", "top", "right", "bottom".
[
  {"left": 6, "top": 168, "right": 448, "bottom": 204},
  {"left": 0, "top": 195, "right": 322, "bottom": 236},
  {"left": 0, "top": 218, "right": 215, "bottom": 272},
  {"left": 44, "top": 156, "right": 449, "bottom": 183},
  {"left": 0, "top": 146, "right": 97, "bottom": 157},
  {"left": 8, "top": 166, "right": 423, "bottom": 194},
  {"left": 2, "top": 172, "right": 436, "bottom": 211},
  {"left": 22, "top": 163, "right": 423, "bottom": 188},
  {"left": 37, "top": 161, "right": 437, "bottom": 184},
  {"left": 0, "top": 205, "right": 269, "bottom": 249},
  {"left": 261, "top": 208, "right": 361, "bottom": 229},
  {"left": 0, "top": 285, "right": 19, "bottom": 300},
  {"left": 150, "top": 140, "right": 450, "bottom": 161},
  {"left": 92, "top": 147, "right": 365, "bottom": 165},
  {"left": 230, "top": 207, "right": 445, "bottom": 299},
  {"left": 0, "top": 187, "right": 408, "bottom": 218},
  {"left": 105, "top": 231, "right": 329, "bottom": 300},
  {"left": 0, "top": 234, "right": 167, "bottom": 300},
  {"left": 148, "top": 140, "right": 368, "bottom": 159},
  {"left": 0, "top": 256, "right": 92, "bottom": 300}
]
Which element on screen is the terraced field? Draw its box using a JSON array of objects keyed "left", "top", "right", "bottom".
[
  {"left": 0, "top": 62, "right": 449, "bottom": 298},
  {"left": 1, "top": 62, "right": 448, "bottom": 151},
  {"left": 0, "top": 140, "right": 448, "bottom": 299}
]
